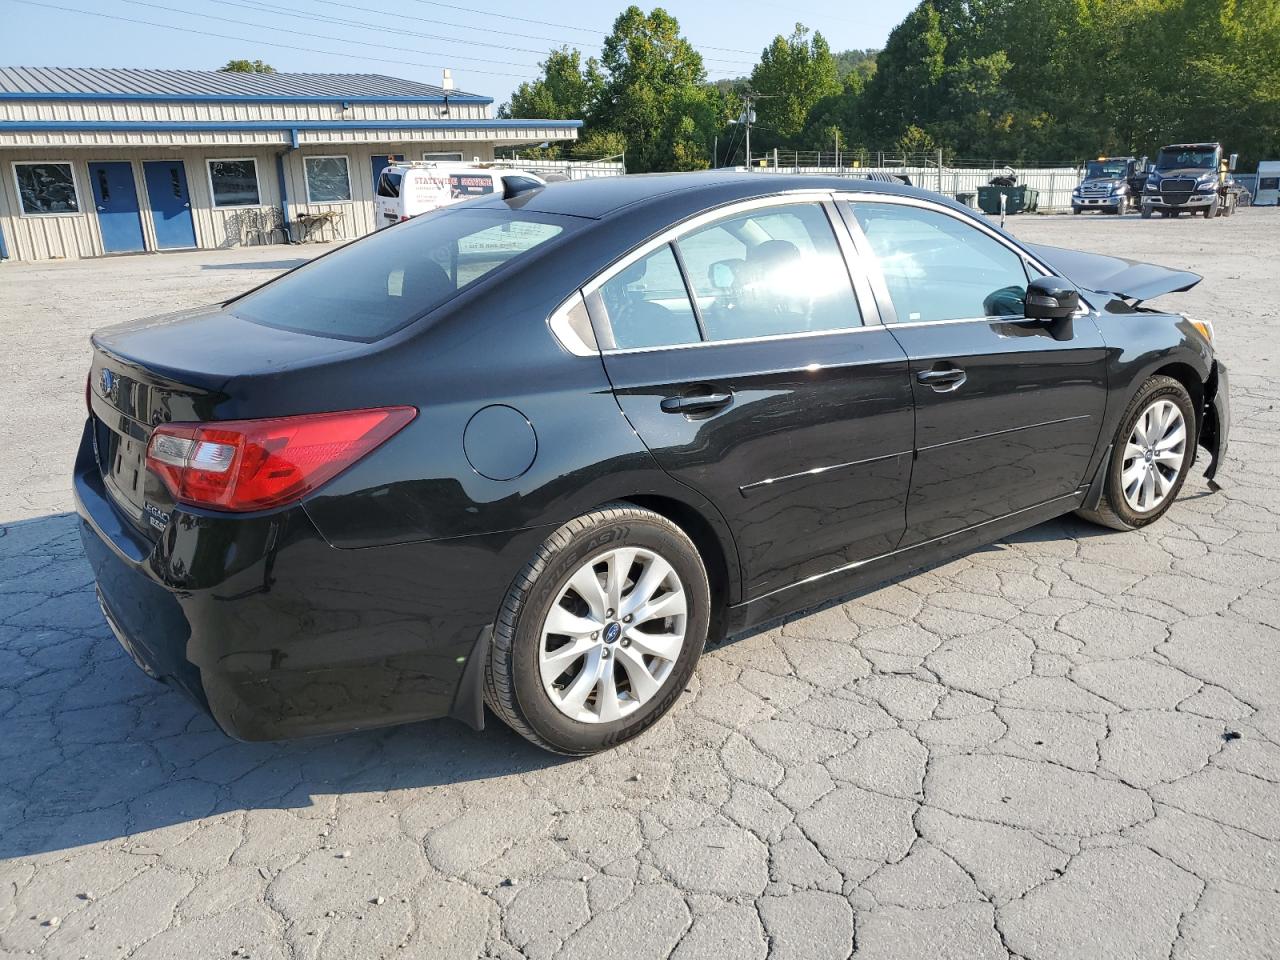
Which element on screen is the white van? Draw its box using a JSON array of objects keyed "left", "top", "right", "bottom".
[
  {"left": 374, "top": 164, "right": 546, "bottom": 226},
  {"left": 1255, "top": 161, "right": 1280, "bottom": 207}
]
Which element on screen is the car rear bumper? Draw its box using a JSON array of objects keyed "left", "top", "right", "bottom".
[{"left": 74, "top": 420, "right": 546, "bottom": 740}]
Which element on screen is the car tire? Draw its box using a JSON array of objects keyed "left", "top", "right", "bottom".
[
  {"left": 1141, "top": 206, "right": 1153, "bottom": 219},
  {"left": 485, "top": 503, "right": 710, "bottom": 754},
  {"left": 1076, "top": 375, "right": 1197, "bottom": 531},
  {"left": 1072, "top": 207, "right": 1082, "bottom": 215}
]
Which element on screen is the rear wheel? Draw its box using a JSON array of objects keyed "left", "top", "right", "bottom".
[
  {"left": 485, "top": 504, "right": 710, "bottom": 754},
  {"left": 1077, "top": 375, "right": 1196, "bottom": 531}
]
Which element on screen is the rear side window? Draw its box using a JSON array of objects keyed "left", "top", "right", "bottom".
[
  {"left": 850, "top": 202, "right": 1028, "bottom": 322},
  {"left": 676, "top": 203, "right": 861, "bottom": 341},
  {"left": 229, "top": 209, "right": 571, "bottom": 340},
  {"left": 599, "top": 245, "right": 701, "bottom": 350},
  {"left": 376, "top": 170, "right": 402, "bottom": 198}
]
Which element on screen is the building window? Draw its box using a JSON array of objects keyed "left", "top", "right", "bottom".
[
  {"left": 207, "top": 159, "right": 260, "bottom": 207},
  {"left": 13, "top": 162, "right": 80, "bottom": 215},
  {"left": 304, "top": 156, "right": 352, "bottom": 203},
  {"left": 423, "top": 151, "right": 464, "bottom": 162}
]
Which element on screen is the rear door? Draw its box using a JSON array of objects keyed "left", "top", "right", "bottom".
[
  {"left": 593, "top": 196, "right": 914, "bottom": 600},
  {"left": 841, "top": 197, "right": 1108, "bottom": 545}
]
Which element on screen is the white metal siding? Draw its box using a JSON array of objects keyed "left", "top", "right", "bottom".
[
  {"left": 0, "top": 141, "right": 500, "bottom": 260},
  {"left": 0, "top": 99, "right": 491, "bottom": 123}
]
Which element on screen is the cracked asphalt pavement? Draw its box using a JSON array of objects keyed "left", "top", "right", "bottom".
[{"left": 2, "top": 212, "right": 1279, "bottom": 959}]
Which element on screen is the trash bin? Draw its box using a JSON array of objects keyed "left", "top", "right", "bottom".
[
  {"left": 955, "top": 191, "right": 976, "bottom": 208},
  {"left": 977, "top": 185, "right": 1035, "bottom": 215}
]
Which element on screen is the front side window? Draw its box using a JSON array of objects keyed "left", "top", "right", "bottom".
[
  {"left": 14, "top": 162, "right": 79, "bottom": 214},
  {"left": 676, "top": 203, "right": 861, "bottom": 341},
  {"left": 598, "top": 245, "right": 701, "bottom": 350},
  {"left": 229, "top": 208, "right": 572, "bottom": 340},
  {"left": 850, "top": 202, "right": 1028, "bottom": 322},
  {"left": 304, "top": 156, "right": 352, "bottom": 203},
  {"left": 207, "top": 159, "right": 260, "bottom": 208}
]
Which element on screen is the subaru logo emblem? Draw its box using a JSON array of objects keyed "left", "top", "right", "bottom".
[
  {"left": 603, "top": 622, "right": 622, "bottom": 644},
  {"left": 99, "top": 368, "right": 117, "bottom": 400}
]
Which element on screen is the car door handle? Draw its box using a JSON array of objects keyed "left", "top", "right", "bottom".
[
  {"left": 661, "top": 391, "right": 734, "bottom": 414},
  {"left": 916, "top": 366, "right": 967, "bottom": 392}
]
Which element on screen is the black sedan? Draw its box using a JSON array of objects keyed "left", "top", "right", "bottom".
[{"left": 76, "top": 172, "right": 1229, "bottom": 754}]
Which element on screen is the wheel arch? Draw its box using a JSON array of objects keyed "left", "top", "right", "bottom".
[
  {"left": 1150, "top": 361, "right": 1206, "bottom": 437},
  {"left": 614, "top": 493, "right": 738, "bottom": 643}
]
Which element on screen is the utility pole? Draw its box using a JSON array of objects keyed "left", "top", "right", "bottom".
[{"left": 744, "top": 93, "right": 753, "bottom": 168}]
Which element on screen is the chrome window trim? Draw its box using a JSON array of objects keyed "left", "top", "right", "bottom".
[
  {"left": 547, "top": 290, "right": 599, "bottom": 357},
  {"left": 581, "top": 192, "right": 884, "bottom": 356},
  {"left": 596, "top": 322, "right": 886, "bottom": 357},
  {"left": 834, "top": 192, "right": 1059, "bottom": 326}
]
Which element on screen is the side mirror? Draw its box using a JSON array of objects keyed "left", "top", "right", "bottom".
[
  {"left": 1025, "top": 276, "right": 1079, "bottom": 321},
  {"left": 1228, "top": 153, "right": 1238, "bottom": 172},
  {"left": 709, "top": 261, "right": 736, "bottom": 291}
]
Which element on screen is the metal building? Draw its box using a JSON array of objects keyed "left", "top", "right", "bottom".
[{"left": 0, "top": 66, "right": 582, "bottom": 261}]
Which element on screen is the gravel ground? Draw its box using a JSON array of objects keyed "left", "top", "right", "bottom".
[{"left": 1, "top": 210, "right": 1278, "bottom": 959}]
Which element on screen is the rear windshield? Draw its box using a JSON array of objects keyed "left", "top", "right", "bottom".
[
  {"left": 376, "top": 170, "right": 402, "bottom": 198},
  {"left": 228, "top": 208, "right": 572, "bottom": 340}
]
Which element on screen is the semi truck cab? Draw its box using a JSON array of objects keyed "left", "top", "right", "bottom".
[
  {"left": 1141, "top": 143, "right": 1238, "bottom": 218},
  {"left": 1072, "top": 156, "right": 1145, "bottom": 214}
]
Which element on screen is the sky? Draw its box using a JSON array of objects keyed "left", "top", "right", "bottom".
[{"left": 0, "top": 0, "right": 918, "bottom": 104}]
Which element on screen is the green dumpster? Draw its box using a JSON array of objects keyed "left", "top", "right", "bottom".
[{"left": 977, "top": 185, "right": 1037, "bottom": 215}]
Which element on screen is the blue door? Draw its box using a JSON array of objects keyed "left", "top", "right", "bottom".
[
  {"left": 143, "top": 160, "right": 197, "bottom": 249},
  {"left": 371, "top": 155, "right": 392, "bottom": 191},
  {"left": 88, "top": 162, "right": 145, "bottom": 253}
]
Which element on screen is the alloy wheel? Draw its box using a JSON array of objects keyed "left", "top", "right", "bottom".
[
  {"left": 539, "top": 547, "right": 687, "bottom": 723},
  {"left": 1121, "top": 398, "right": 1187, "bottom": 513}
]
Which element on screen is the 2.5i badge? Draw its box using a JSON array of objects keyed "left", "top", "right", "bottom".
[{"left": 143, "top": 502, "right": 170, "bottom": 531}]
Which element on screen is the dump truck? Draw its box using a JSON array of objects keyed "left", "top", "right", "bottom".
[{"left": 1140, "top": 142, "right": 1239, "bottom": 219}]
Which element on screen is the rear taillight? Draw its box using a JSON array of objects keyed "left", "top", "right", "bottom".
[{"left": 145, "top": 406, "right": 416, "bottom": 512}]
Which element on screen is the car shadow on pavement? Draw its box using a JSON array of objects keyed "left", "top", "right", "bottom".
[
  {"left": 1, "top": 508, "right": 1115, "bottom": 861},
  {"left": 0, "top": 512, "right": 571, "bottom": 862}
]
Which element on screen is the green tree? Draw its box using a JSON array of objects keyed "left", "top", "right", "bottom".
[
  {"left": 500, "top": 47, "right": 604, "bottom": 121},
  {"left": 748, "top": 24, "right": 843, "bottom": 148},
  {"left": 591, "top": 6, "right": 724, "bottom": 171},
  {"left": 219, "top": 59, "right": 275, "bottom": 73}
]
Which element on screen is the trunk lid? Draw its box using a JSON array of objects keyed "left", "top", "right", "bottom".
[{"left": 88, "top": 304, "right": 367, "bottom": 538}]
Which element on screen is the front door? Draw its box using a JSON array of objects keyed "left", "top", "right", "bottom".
[
  {"left": 843, "top": 198, "right": 1108, "bottom": 545},
  {"left": 142, "top": 160, "right": 196, "bottom": 249},
  {"left": 88, "top": 162, "right": 145, "bottom": 253},
  {"left": 595, "top": 199, "right": 915, "bottom": 600}
]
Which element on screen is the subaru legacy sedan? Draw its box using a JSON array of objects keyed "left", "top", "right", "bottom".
[{"left": 76, "top": 172, "right": 1228, "bottom": 754}]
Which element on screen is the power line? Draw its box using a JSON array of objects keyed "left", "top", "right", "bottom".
[
  {"left": 3, "top": 0, "right": 540, "bottom": 80},
  {"left": 114, "top": 0, "right": 547, "bottom": 68},
  {"left": 185, "top": 0, "right": 757, "bottom": 69},
  {"left": 398, "top": 0, "right": 762, "bottom": 55}
]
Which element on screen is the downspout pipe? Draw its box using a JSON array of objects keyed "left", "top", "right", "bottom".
[
  {"left": 0, "top": 220, "right": 9, "bottom": 260},
  {"left": 276, "top": 127, "right": 299, "bottom": 244}
]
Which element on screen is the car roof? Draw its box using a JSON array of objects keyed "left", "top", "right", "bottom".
[{"left": 471, "top": 170, "right": 922, "bottom": 220}]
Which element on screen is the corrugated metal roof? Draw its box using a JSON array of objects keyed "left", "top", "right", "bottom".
[{"left": 0, "top": 66, "right": 489, "bottom": 101}]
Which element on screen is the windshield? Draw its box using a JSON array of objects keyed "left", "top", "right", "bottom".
[
  {"left": 1155, "top": 148, "right": 1217, "bottom": 170},
  {"left": 229, "top": 207, "right": 574, "bottom": 341},
  {"left": 1085, "top": 160, "right": 1128, "bottom": 179}
]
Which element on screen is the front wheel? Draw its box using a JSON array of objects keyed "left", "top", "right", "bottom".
[
  {"left": 1077, "top": 375, "right": 1197, "bottom": 531},
  {"left": 1140, "top": 205, "right": 1153, "bottom": 219},
  {"left": 485, "top": 504, "right": 710, "bottom": 754}
]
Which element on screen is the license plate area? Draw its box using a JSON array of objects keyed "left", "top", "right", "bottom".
[{"left": 102, "top": 427, "right": 151, "bottom": 529}]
